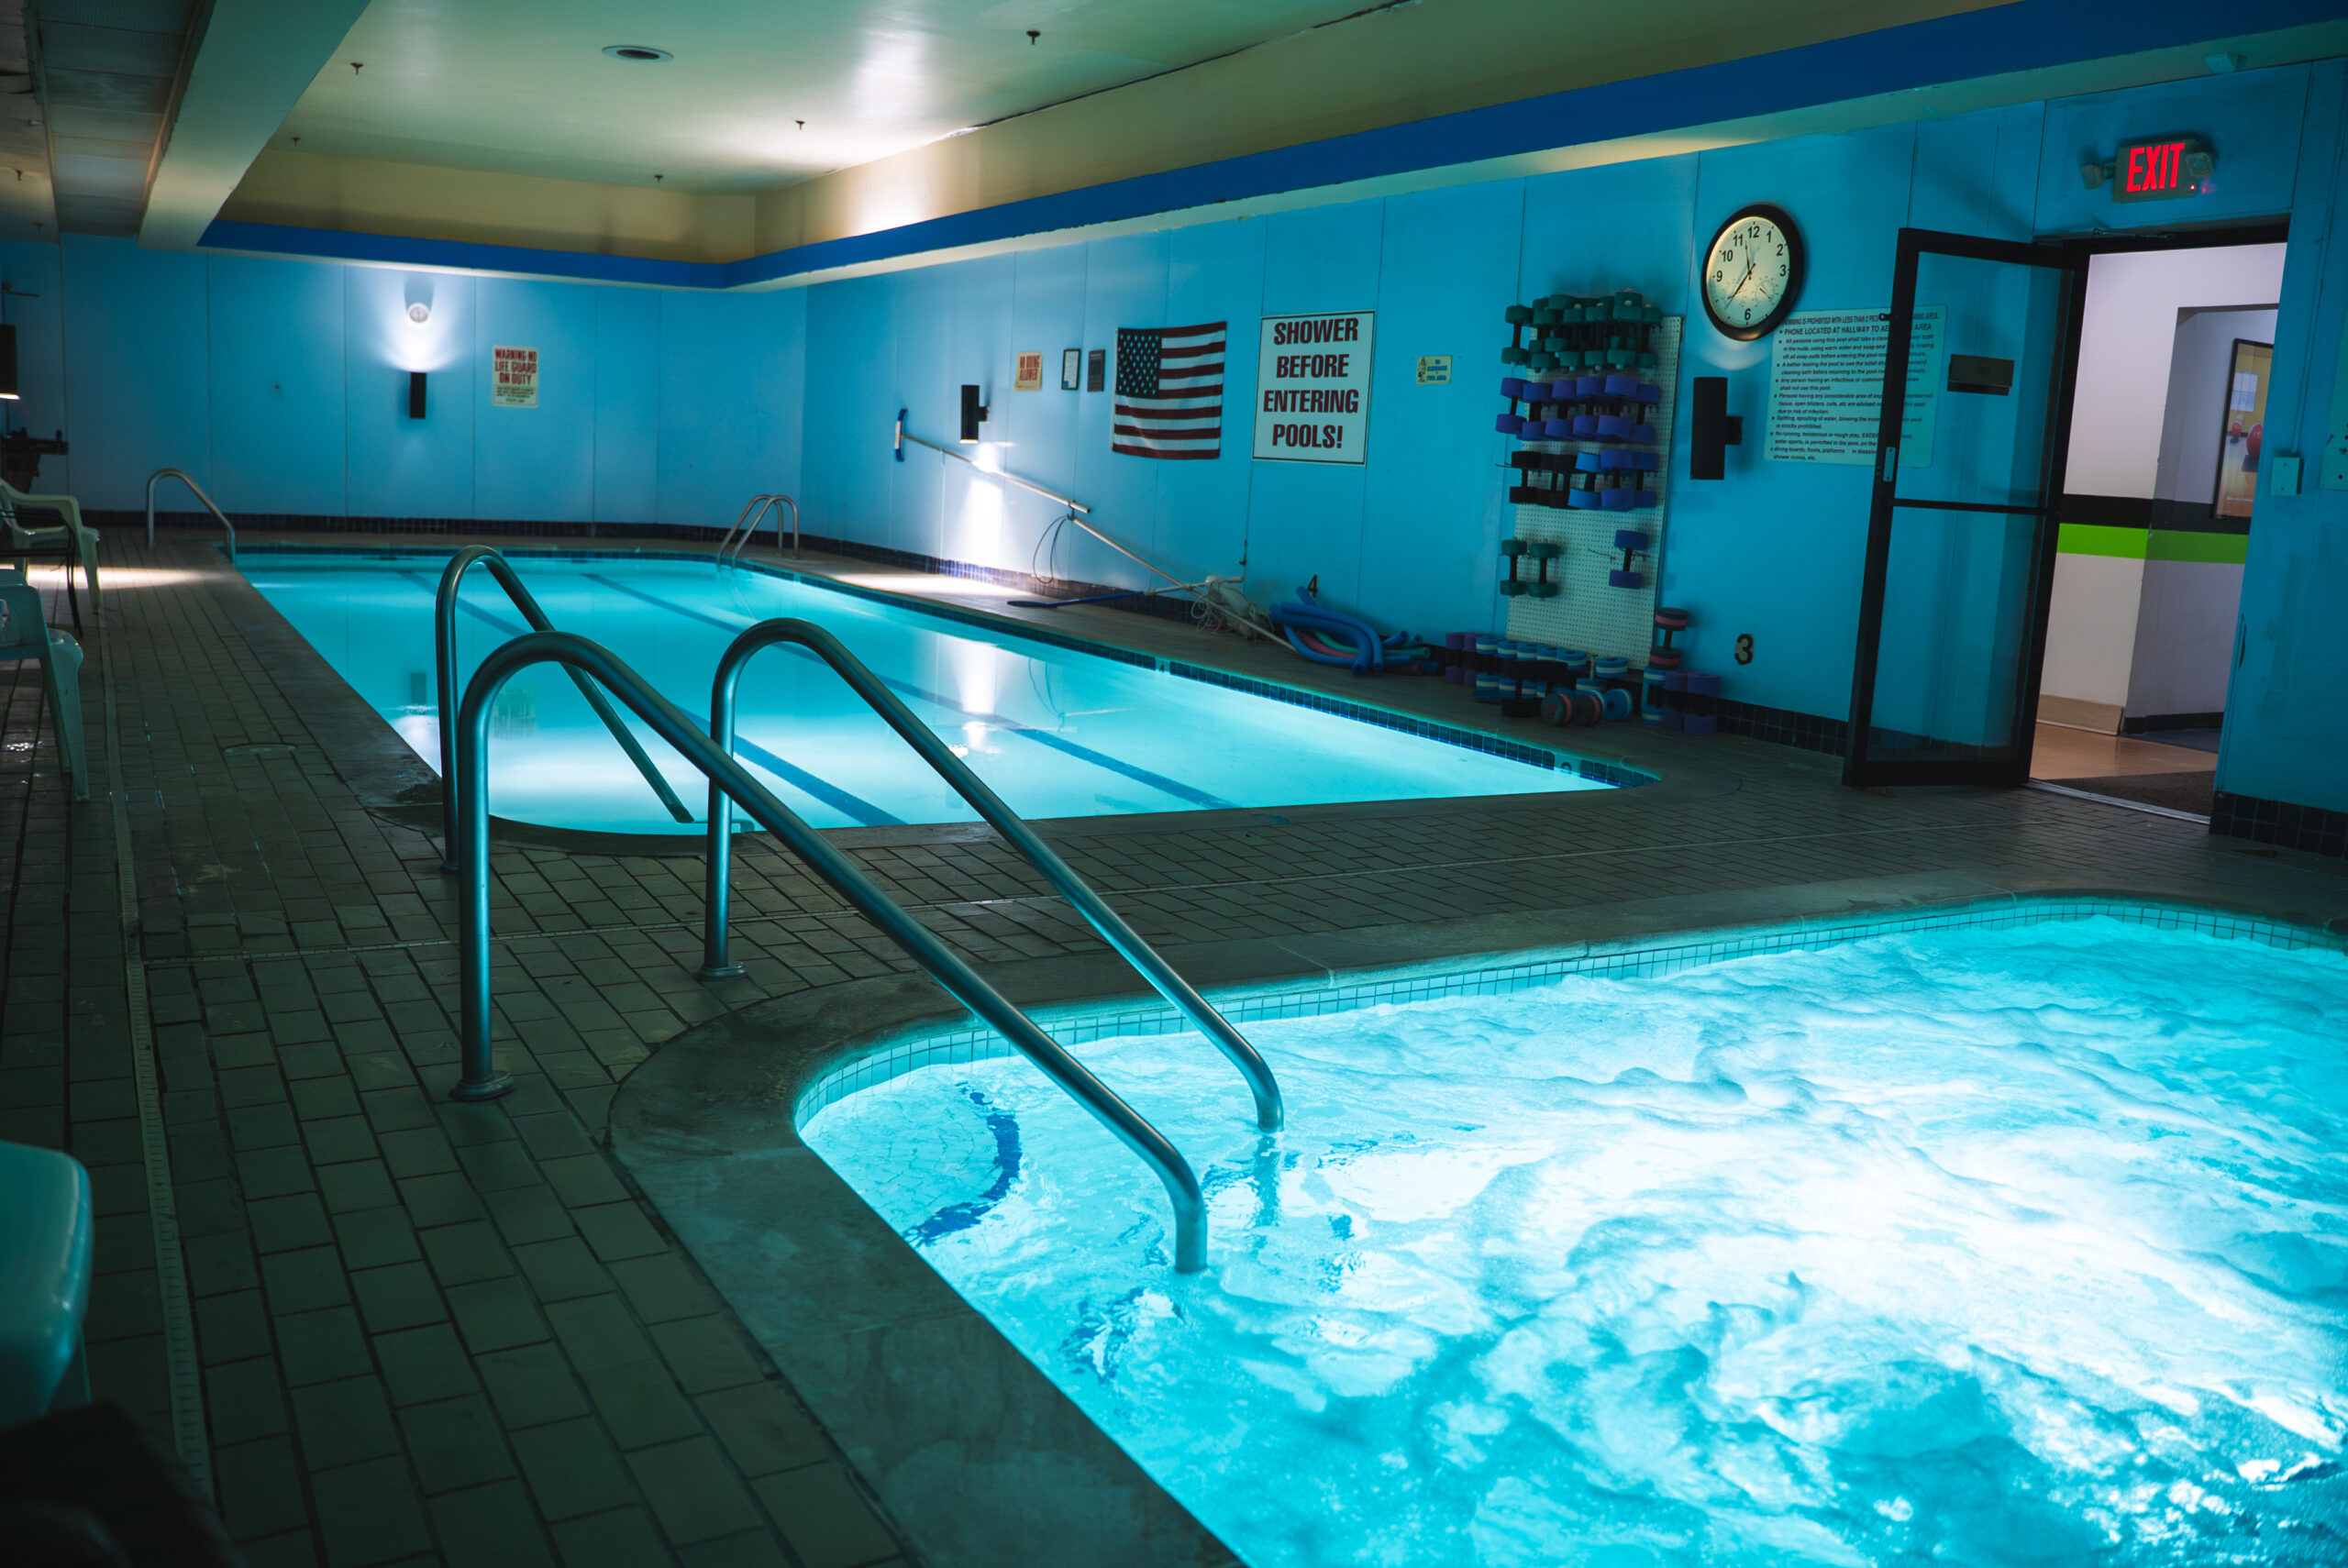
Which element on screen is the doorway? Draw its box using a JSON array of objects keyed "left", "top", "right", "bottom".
[
  {"left": 1843, "top": 230, "right": 2086, "bottom": 788},
  {"left": 2028, "top": 234, "right": 2287, "bottom": 817}
]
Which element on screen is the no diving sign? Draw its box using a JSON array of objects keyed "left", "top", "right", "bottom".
[{"left": 1254, "top": 312, "right": 1373, "bottom": 463}]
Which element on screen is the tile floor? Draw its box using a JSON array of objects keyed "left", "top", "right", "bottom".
[{"left": 4, "top": 532, "right": 2344, "bottom": 1568}]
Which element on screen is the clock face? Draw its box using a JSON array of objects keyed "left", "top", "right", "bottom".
[{"left": 1702, "top": 204, "right": 1803, "bottom": 340}]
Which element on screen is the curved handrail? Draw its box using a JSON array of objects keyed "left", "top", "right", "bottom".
[
  {"left": 145, "top": 469, "right": 237, "bottom": 562},
  {"left": 433, "top": 547, "right": 695, "bottom": 864},
  {"left": 700, "top": 618, "right": 1284, "bottom": 1132},
  {"left": 716, "top": 493, "right": 799, "bottom": 562},
  {"left": 714, "top": 494, "right": 777, "bottom": 558},
  {"left": 450, "top": 628, "right": 1210, "bottom": 1271}
]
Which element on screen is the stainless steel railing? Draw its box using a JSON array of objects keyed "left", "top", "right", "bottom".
[
  {"left": 448, "top": 628, "right": 1211, "bottom": 1270},
  {"left": 432, "top": 547, "right": 694, "bottom": 865},
  {"left": 715, "top": 493, "right": 799, "bottom": 562},
  {"left": 699, "top": 618, "right": 1284, "bottom": 1132},
  {"left": 145, "top": 468, "right": 238, "bottom": 562}
]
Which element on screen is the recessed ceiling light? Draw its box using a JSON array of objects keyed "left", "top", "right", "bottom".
[{"left": 603, "top": 45, "right": 671, "bottom": 62}]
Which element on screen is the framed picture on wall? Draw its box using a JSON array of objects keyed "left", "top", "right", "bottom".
[{"left": 2212, "top": 338, "right": 2271, "bottom": 520}]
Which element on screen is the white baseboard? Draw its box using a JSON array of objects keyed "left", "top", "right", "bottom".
[{"left": 2036, "top": 695, "right": 2124, "bottom": 734}]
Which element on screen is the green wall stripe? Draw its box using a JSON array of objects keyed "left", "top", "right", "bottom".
[
  {"left": 2054, "top": 523, "right": 2252, "bottom": 564},
  {"left": 2148, "top": 530, "right": 2250, "bottom": 564},
  {"left": 2056, "top": 523, "right": 2148, "bottom": 558}
]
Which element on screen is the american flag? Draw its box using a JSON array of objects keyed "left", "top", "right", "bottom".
[{"left": 1113, "top": 322, "right": 1225, "bottom": 460}]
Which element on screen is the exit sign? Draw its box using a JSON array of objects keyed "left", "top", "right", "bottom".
[{"left": 2111, "top": 137, "right": 2214, "bottom": 203}]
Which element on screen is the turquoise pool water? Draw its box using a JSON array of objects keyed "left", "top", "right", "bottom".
[
  {"left": 803, "top": 916, "right": 2348, "bottom": 1566},
  {"left": 242, "top": 552, "right": 1606, "bottom": 834}
]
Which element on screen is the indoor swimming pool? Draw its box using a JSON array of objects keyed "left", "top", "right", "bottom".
[
  {"left": 242, "top": 550, "right": 1611, "bottom": 834},
  {"left": 803, "top": 912, "right": 2348, "bottom": 1566}
]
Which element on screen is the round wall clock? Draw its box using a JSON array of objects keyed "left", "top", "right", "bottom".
[{"left": 1701, "top": 204, "right": 1804, "bottom": 340}]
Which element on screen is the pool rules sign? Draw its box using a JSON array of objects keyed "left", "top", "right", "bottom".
[
  {"left": 492, "top": 345, "right": 538, "bottom": 409},
  {"left": 1255, "top": 312, "right": 1373, "bottom": 463}
]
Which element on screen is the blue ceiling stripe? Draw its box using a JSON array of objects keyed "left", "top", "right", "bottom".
[
  {"left": 203, "top": 219, "right": 722, "bottom": 288},
  {"left": 198, "top": 0, "right": 2331, "bottom": 290}
]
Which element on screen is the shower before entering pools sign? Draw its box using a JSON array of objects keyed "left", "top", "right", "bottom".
[
  {"left": 1255, "top": 312, "right": 1373, "bottom": 463},
  {"left": 492, "top": 346, "right": 538, "bottom": 409}
]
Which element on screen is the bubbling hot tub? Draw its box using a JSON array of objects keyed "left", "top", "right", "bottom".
[{"left": 799, "top": 904, "right": 2348, "bottom": 1566}]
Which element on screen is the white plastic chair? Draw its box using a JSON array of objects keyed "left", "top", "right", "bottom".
[
  {"left": 0, "top": 581, "right": 88, "bottom": 801},
  {"left": 1, "top": 479, "right": 101, "bottom": 630}
]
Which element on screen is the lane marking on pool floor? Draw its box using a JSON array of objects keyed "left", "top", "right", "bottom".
[
  {"left": 403, "top": 573, "right": 905, "bottom": 827},
  {"left": 579, "top": 573, "right": 1235, "bottom": 812}
]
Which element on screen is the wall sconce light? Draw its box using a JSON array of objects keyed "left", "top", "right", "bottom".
[
  {"left": 408, "top": 371, "right": 427, "bottom": 419},
  {"left": 958, "top": 383, "right": 989, "bottom": 444},
  {"left": 407, "top": 302, "right": 430, "bottom": 325},
  {"left": 1689, "top": 376, "right": 1742, "bottom": 480},
  {"left": 0, "top": 324, "right": 18, "bottom": 402}
]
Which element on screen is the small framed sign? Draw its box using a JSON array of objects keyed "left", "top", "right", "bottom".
[
  {"left": 1061, "top": 348, "right": 1081, "bottom": 391},
  {"left": 1415, "top": 356, "right": 1452, "bottom": 385},
  {"left": 1086, "top": 349, "right": 1105, "bottom": 392},
  {"left": 491, "top": 345, "right": 538, "bottom": 408},
  {"left": 1015, "top": 352, "right": 1044, "bottom": 392}
]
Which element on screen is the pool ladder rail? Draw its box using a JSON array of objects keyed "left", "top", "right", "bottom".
[
  {"left": 699, "top": 617, "right": 1284, "bottom": 1142},
  {"left": 144, "top": 468, "right": 238, "bottom": 563},
  {"left": 715, "top": 494, "right": 799, "bottom": 563},
  {"left": 446, "top": 625, "right": 1264, "bottom": 1272},
  {"left": 431, "top": 547, "right": 696, "bottom": 864}
]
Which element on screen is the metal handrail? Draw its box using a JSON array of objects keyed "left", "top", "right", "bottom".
[
  {"left": 449, "top": 628, "right": 1210, "bottom": 1271},
  {"left": 145, "top": 468, "right": 237, "bottom": 562},
  {"left": 698, "top": 619, "right": 1284, "bottom": 1131},
  {"left": 891, "top": 411, "right": 1272, "bottom": 635},
  {"left": 716, "top": 493, "right": 799, "bottom": 563},
  {"left": 433, "top": 547, "right": 695, "bottom": 864},
  {"left": 894, "top": 409, "right": 1089, "bottom": 513}
]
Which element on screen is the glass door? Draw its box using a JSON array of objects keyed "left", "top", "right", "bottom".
[{"left": 1843, "top": 230, "right": 2087, "bottom": 787}]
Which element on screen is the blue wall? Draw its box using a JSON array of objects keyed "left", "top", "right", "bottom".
[
  {"left": 9, "top": 55, "right": 2347, "bottom": 824},
  {"left": 798, "top": 61, "right": 2348, "bottom": 816},
  {"left": 795, "top": 105, "right": 2060, "bottom": 723},
  {"left": 25, "top": 236, "right": 803, "bottom": 528},
  {"left": 2223, "top": 62, "right": 2348, "bottom": 819}
]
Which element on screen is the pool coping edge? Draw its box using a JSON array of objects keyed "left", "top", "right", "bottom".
[
  {"left": 607, "top": 877, "right": 2348, "bottom": 1568},
  {"left": 232, "top": 542, "right": 1657, "bottom": 790}
]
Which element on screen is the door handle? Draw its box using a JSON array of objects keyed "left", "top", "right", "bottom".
[{"left": 1879, "top": 446, "right": 1899, "bottom": 483}]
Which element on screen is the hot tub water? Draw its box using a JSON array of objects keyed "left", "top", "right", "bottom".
[{"left": 805, "top": 917, "right": 2348, "bottom": 1565}]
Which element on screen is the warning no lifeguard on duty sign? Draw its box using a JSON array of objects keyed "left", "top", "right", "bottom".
[{"left": 1254, "top": 312, "right": 1373, "bottom": 464}]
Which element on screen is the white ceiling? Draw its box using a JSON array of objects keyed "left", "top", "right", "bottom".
[{"left": 272, "top": 0, "right": 1372, "bottom": 193}]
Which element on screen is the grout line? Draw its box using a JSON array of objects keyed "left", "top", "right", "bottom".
[
  {"left": 134, "top": 813, "right": 2039, "bottom": 967},
  {"left": 96, "top": 607, "right": 213, "bottom": 1496}
]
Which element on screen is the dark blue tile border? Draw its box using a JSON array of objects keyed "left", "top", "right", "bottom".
[
  {"left": 238, "top": 542, "right": 1652, "bottom": 790},
  {"left": 2210, "top": 789, "right": 2348, "bottom": 859}
]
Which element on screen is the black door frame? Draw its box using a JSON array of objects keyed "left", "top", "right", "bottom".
[
  {"left": 1840, "top": 219, "right": 2291, "bottom": 790},
  {"left": 1842, "top": 227, "right": 2088, "bottom": 788}
]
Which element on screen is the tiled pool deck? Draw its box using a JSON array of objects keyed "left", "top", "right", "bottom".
[{"left": 4, "top": 532, "right": 2344, "bottom": 1568}]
